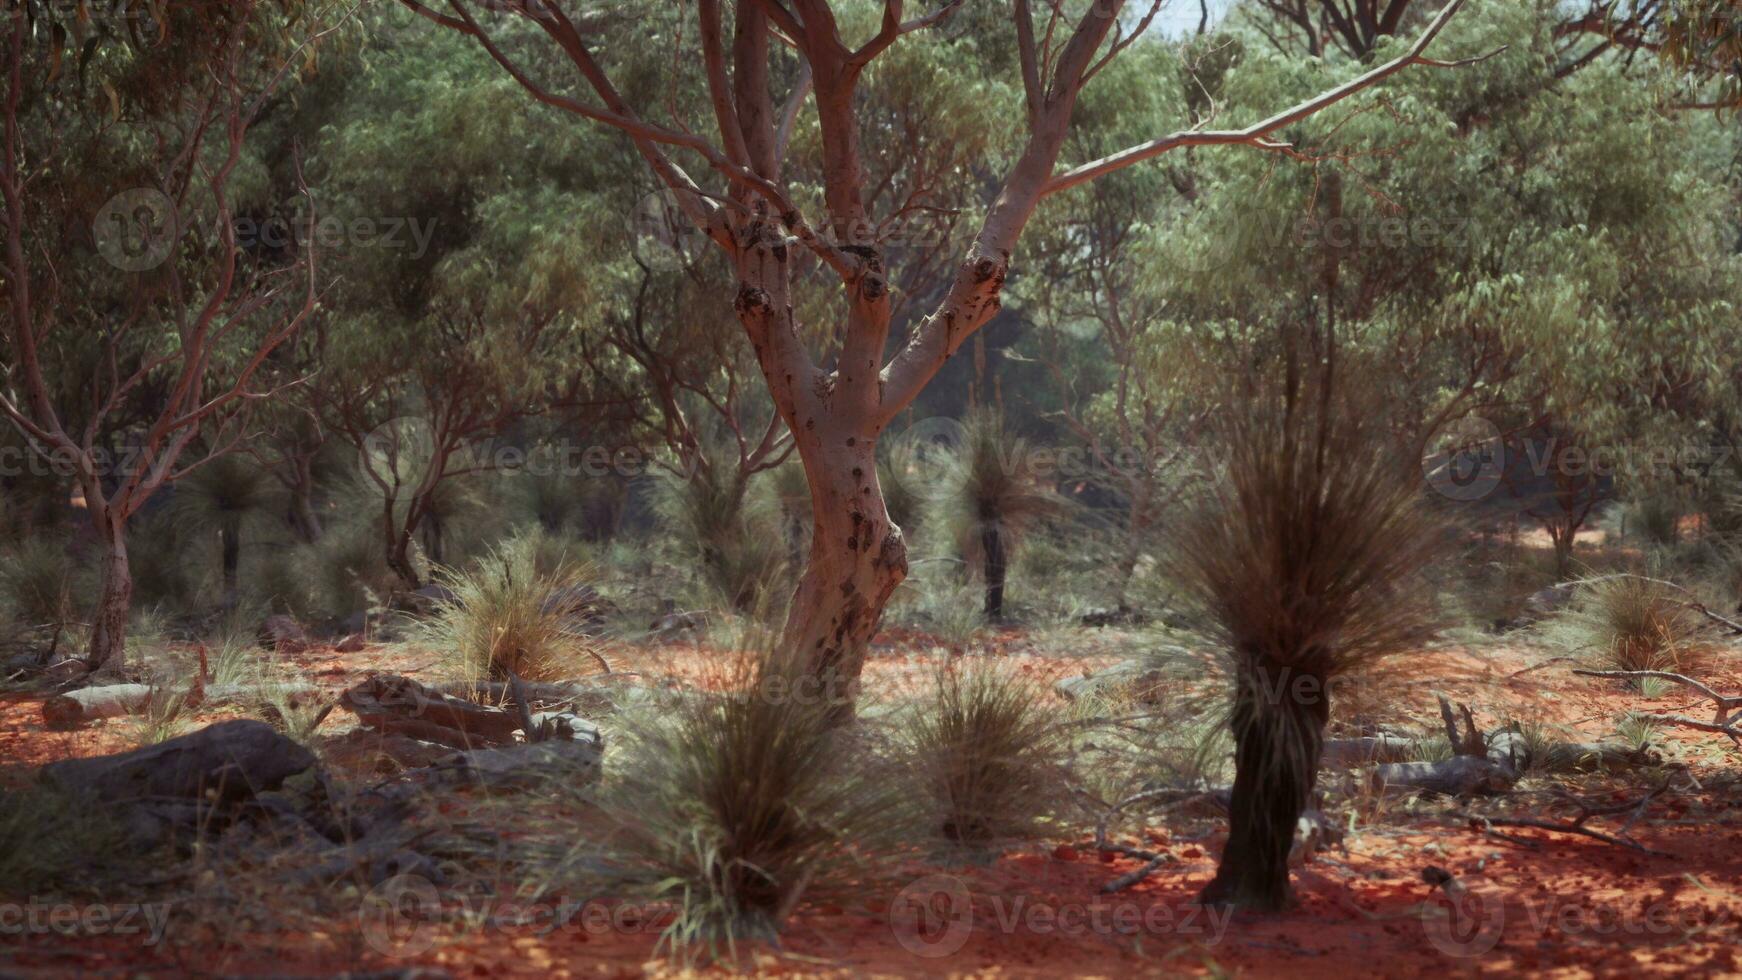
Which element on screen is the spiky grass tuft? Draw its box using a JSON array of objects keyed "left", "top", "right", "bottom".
[
  {"left": 1545, "top": 574, "right": 1700, "bottom": 676},
  {"left": 902, "top": 659, "right": 1066, "bottom": 851},
  {"left": 422, "top": 532, "right": 603, "bottom": 684},
  {"left": 0, "top": 536, "right": 86, "bottom": 632},
  {"left": 651, "top": 456, "right": 789, "bottom": 613},
  {"left": 585, "top": 650, "right": 899, "bottom": 959}
]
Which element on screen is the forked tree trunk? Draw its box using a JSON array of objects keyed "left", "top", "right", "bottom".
[
  {"left": 1200, "top": 659, "right": 1330, "bottom": 911},
  {"left": 782, "top": 432, "right": 907, "bottom": 723},
  {"left": 87, "top": 510, "right": 133, "bottom": 672}
]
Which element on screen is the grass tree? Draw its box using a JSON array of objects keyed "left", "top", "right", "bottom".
[
  {"left": 0, "top": 3, "right": 328, "bottom": 669},
  {"left": 1176, "top": 342, "right": 1443, "bottom": 911},
  {"left": 403, "top": 0, "right": 1479, "bottom": 717},
  {"left": 167, "top": 454, "right": 281, "bottom": 608},
  {"left": 942, "top": 408, "right": 1063, "bottom": 622}
]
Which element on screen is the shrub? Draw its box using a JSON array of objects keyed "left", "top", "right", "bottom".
[
  {"left": 584, "top": 651, "right": 898, "bottom": 958},
  {"left": 902, "top": 659, "right": 1064, "bottom": 850},
  {"left": 422, "top": 532, "right": 602, "bottom": 683},
  {"left": 0, "top": 536, "right": 87, "bottom": 631},
  {"left": 303, "top": 521, "right": 398, "bottom": 622},
  {"left": 651, "top": 456, "right": 788, "bottom": 612},
  {"left": 1546, "top": 574, "right": 1701, "bottom": 675},
  {"left": 0, "top": 785, "right": 137, "bottom": 895},
  {"left": 125, "top": 513, "right": 205, "bottom": 618}
]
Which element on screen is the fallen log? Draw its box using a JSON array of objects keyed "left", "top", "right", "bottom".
[
  {"left": 339, "top": 674, "right": 521, "bottom": 749},
  {"left": 40, "top": 719, "right": 316, "bottom": 805},
  {"left": 41, "top": 684, "right": 152, "bottom": 730},
  {"left": 1372, "top": 756, "right": 1515, "bottom": 797},
  {"left": 1321, "top": 734, "right": 1419, "bottom": 768}
]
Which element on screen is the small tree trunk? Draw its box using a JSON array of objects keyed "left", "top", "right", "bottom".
[
  {"left": 982, "top": 523, "right": 1007, "bottom": 622},
  {"left": 384, "top": 499, "right": 421, "bottom": 589},
  {"left": 220, "top": 520, "right": 241, "bottom": 608},
  {"left": 423, "top": 511, "right": 445, "bottom": 568},
  {"left": 289, "top": 463, "right": 322, "bottom": 542},
  {"left": 87, "top": 512, "right": 133, "bottom": 672},
  {"left": 1549, "top": 524, "right": 1574, "bottom": 580},
  {"left": 1200, "top": 659, "right": 1330, "bottom": 911},
  {"left": 1113, "top": 483, "right": 1154, "bottom": 608},
  {"left": 784, "top": 434, "right": 907, "bottom": 724}
]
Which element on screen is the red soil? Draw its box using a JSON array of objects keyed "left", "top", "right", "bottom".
[{"left": 2, "top": 635, "right": 1739, "bottom": 978}]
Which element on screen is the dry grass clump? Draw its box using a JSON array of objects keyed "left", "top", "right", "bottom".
[
  {"left": 422, "top": 532, "right": 601, "bottom": 683},
  {"left": 901, "top": 659, "right": 1066, "bottom": 851},
  {"left": 1546, "top": 574, "right": 1702, "bottom": 675},
  {"left": 579, "top": 650, "right": 900, "bottom": 959}
]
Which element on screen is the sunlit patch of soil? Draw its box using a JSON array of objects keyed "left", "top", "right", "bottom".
[{"left": 2, "top": 635, "right": 1740, "bottom": 977}]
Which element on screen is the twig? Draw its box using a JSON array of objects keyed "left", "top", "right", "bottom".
[
  {"left": 1458, "top": 778, "right": 1677, "bottom": 857},
  {"left": 1572, "top": 669, "right": 1742, "bottom": 721},
  {"left": 1465, "top": 815, "right": 1671, "bottom": 856},
  {"left": 1102, "top": 853, "right": 1174, "bottom": 893},
  {"left": 1090, "top": 787, "right": 1214, "bottom": 893},
  {"left": 1553, "top": 573, "right": 1742, "bottom": 635}
]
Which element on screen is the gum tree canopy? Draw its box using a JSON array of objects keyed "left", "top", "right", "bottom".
[{"left": 402, "top": 0, "right": 1482, "bottom": 718}]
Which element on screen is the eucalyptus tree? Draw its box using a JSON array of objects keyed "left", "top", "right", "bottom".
[
  {"left": 401, "top": 0, "right": 1481, "bottom": 716},
  {"left": 295, "top": 19, "right": 625, "bottom": 588},
  {"left": 0, "top": 2, "right": 333, "bottom": 669}
]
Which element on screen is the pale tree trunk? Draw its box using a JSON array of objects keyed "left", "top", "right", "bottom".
[
  {"left": 87, "top": 506, "right": 133, "bottom": 673},
  {"left": 780, "top": 428, "right": 907, "bottom": 722}
]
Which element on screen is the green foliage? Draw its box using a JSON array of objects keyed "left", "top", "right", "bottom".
[
  {"left": 901, "top": 660, "right": 1066, "bottom": 851},
  {"left": 299, "top": 521, "right": 398, "bottom": 622},
  {"left": 421, "top": 531, "right": 601, "bottom": 684},
  {"left": 124, "top": 514, "right": 204, "bottom": 618}
]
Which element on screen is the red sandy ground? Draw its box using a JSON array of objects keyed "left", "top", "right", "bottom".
[{"left": 3, "top": 634, "right": 1740, "bottom": 978}]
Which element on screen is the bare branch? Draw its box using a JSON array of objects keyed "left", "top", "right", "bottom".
[{"left": 1044, "top": 0, "right": 1485, "bottom": 196}]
